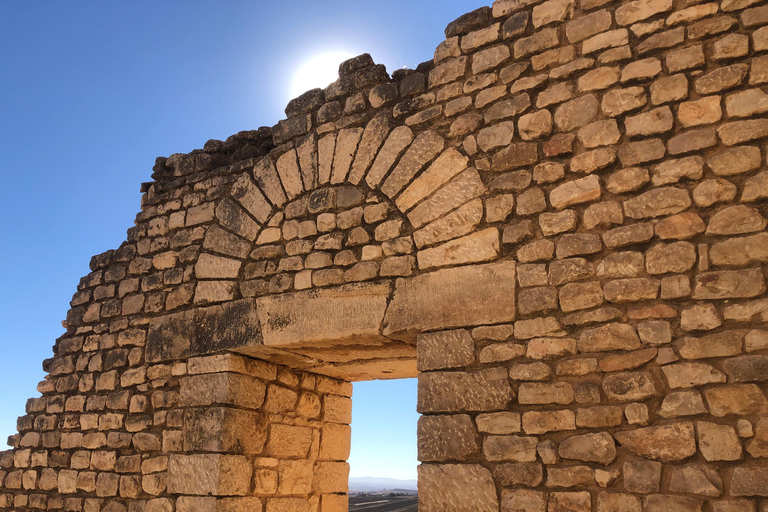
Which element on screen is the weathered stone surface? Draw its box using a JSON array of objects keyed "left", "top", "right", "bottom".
[
  {"left": 526, "top": 337, "right": 577, "bottom": 359},
  {"left": 623, "top": 187, "right": 691, "bottom": 219},
  {"left": 513, "top": 27, "right": 560, "bottom": 58},
  {"left": 603, "top": 371, "right": 659, "bottom": 402},
  {"left": 707, "top": 205, "right": 767, "bottom": 236},
  {"left": 549, "top": 492, "right": 591, "bottom": 512},
  {"left": 692, "top": 269, "right": 766, "bottom": 300},
  {"left": 697, "top": 421, "right": 742, "bottom": 461},
  {"left": 625, "top": 107, "right": 674, "bottom": 136},
  {"left": 491, "top": 142, "right": 539, "bottom": 172},
  {"left": 597, "top": 492, "right": 641, "bottom": 512},
  {"left": 602, "top": 87, "right": 647, "bottom": 117},
  {"left": 417, "top": 414, "right": 479, "bottom": 461},
  {"left": 417, "top": 330, "right": 475, "bottom": 371},
  {"left": 418, "top": 368, "right": 513, "bottom": 413},
  {"left": 578, "top": 323, "right": 640, "bottom": 353},
  {"left": 660, "top": 391, "right": 707, "bottom": 418},
  {"left": 670, "top": 465, "right": 723, "bottom": 497},
  {"left": 546, "top": 465, "right": 595, "bottom": 487},
  {"left": 708, "top": 145, "right": 762, "bottom": 177},
  {"left": 476, "top": 412, "right": 521, "bottom": 434},
  {"left": 731, "top": 467, "right": 768, "bottom": 497},
  {"left": 618, "top": 138, "right": 666, "bottom": 166},
  {"left": 576, "top": 406, "right": 623, "bottom": 428},
  {"left": 555, "top": 95, "right": 599, "bottom": 131},
  {"left": 484, "top": 435, "right": 538, "bottom": 463},
  {"left": 705, "top": 384, "right": 768, "bottom": 417},
  {"left": 168, "top": 454, "right": 251, "bottom": 496},
  {"left": 556, "top": 233, "right": 602, "bottom": 258},
  {"left": 693, "top": 179, "right": 737, "bottom": 208},
  {"left": 518, "top": 382, "right": 574, "bottom": 405},
  {"left": 603, "top": 278, "right": 659, "bottom": 302},
  {"left": 599, "top": 348, "right": 657, "bottom": 372},
  {"left": 623, "top": 460, "right": 662, "bottom": 493},
  {"left": 680, "top": 330, "right": 746, "bottom": 360},
  {"left": 522, "top": 409, "right": 576, "bottom": 434},
  {"left": 743, "top": 170, "right": 768, "bottom": 202},
  {"left": 384, "top": 261, "right": 516, "bottom": 337},
  {"left": 643, "top": 495, "right": 704, "bottom": 512},
  {"left": 256, "top": 283, "right": 389, "bottom": 347},
  {"left": 615, "top": 422, "right": 696, "bottom": 461},
  {"left": 558, "top": 433, "right": 616, "bottom": 464},
  {"left": 550, "top": 175, "right": 601, "bottom": 210},
  {"left": 582, "top": 29, "right": 629, "bottom": 54},
  {"left": 414, "top": 199, "right": 483, "bottom": 249},
  {"left": 418, "top": 464, "right": 498, "bottom": 512},
  {"left": 645, "top": 242, "right": 696, "bottom": 274},
  {"left": 559, "top": 281, "right": 604, "bottom": 312},
  {"left": 500, "top": 489, "right": 546, "bottom": 512},
  {"left": 723, "top": 355, "right": 768, "bottom": 382},
  {"left": 494, "top": 462, "right": 543, "bottom": 487},
  {"left": 663, "top": 362, "right": 726, "bottom": 388},
  {"left": 718, "top": 119, "right": 768, "bottom": 145},
  {"left": 519, "top": 286, "right": 559, "bottom": 315},
  {"left": 680, "top": 304, "right": 722, "bottom": 331},
  {"left": 417, "top": 228, "right": 499, "bottom": 270},
  {"left": 615, "top": 0, "right": 673, "bottom": 26},
  {"left": 747, "top": 417, "right": 768, "bottom": 457},
  {"left": 596, "top": 252, "right": 643, "bottom": 279},
  {"left": 396, "top": 147, "right": 468, "bottom": 211}
]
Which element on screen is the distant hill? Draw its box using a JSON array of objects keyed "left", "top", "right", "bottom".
[{"left": 349, "top": 477, "right": 418, "bottom": 492}]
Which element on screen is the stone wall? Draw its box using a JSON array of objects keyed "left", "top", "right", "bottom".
[{"left": 3, "top": 0, "right": 768, "bottom": 510}]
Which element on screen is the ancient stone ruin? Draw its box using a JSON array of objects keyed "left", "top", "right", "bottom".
[{"left": 4, "top": 0, "right": 768, "bottom": 510}]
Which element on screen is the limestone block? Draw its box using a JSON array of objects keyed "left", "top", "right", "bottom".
[
  {"left": 615, "top": 422, "right": 696, "bottom": 462},
  {"left": 603, "top": 371, "right": 659, "bottom": 402},
  {"left": 663, "top": 362, "right": 726, "bottom": 388},
  {"left": 692, "top": 269, "right": 766, "bottom": 300},
  {"left": 417, "top": 329, "right": 475, "bottom": 371},
  {"left": 414, "top": 199, "right": 483, "bottom": 249},
  {"left": 549, "top": 175, "right": 601, "bottom": 210},
  {"left": 501, "top": 489, "right": 546, "bottom": 512},
  {"left": 643, "top": 495, "right": 704, "bottom": 512},
  {"left": 418, "top": 464, "right": 497, "bottom": 512},
  {"left": 705, "top": 384, "right": 768, "bottom": 417},
  {"left": 731, "top": 467, "right": 768, "bottom": 497},
  {"left": 381, "top": 130, "right": 444, "bottom": 198},
  {"left": 558, "top": 432, "right": 616, "bottom": 464},
  {"left": 697, "top": 421, "right": 742, "bottom": 461},
  {"left": 483, "top": 435, "right": 538, "bottom": 462},
  {"left": 256, "top": 283, "right": 390, "bottom": 347},
  {"left": 168, "top": 454, "right": 251, "bottom": 496},
  {"left": 417, "top": 228, "right": 499, "bottom": 270},
  {"left": 365, "top": 126, "right": 414, "bottom": 188},
  {"left": 408, "top": 168, "right": 486, "bottom": 229},
  {"left": 418, "top": 368, "right": 513, "bottom": 413},
  {"left": 578, "top": 323, "right": 640, "bottom": 353},
  {"left": 383, "top": 260, "right": 516, "bottom": 338},
  {"left": 417, "top": 414, "right": 479, "bottom": 462},
  {"left": 660, "top": 391, "right": 707, "bottom": 418},
  {"left": 522, "top": 409, "right": 576, "bottom": 434}
]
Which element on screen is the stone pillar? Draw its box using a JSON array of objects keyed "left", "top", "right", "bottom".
[{"left": 168, "top": 353, "right": 352, "bottom": 512}]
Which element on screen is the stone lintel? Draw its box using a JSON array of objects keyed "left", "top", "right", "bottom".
[
  {"left": 256, "top": 282, "right": 393, "bottom": 347},
  {"left": 383, "top": 260, "right": 517, "bottom": 340},
  {"left": 146, "top": 299, "right": 262, "bottom": 363}
]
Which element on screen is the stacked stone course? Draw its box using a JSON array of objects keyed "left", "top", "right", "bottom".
[{"left": 3, "top": 0, "right": 768, "bottom": 510}]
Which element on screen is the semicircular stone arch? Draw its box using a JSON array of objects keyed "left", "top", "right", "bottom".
[{"left": 4, "top": 0, "right": 768, "bottom": 510}]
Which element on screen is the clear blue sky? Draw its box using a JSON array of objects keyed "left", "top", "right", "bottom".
[{"left": 0, "top": 0, "right": 481, "bottom": 481}]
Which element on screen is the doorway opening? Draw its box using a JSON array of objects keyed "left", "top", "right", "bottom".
[{"left": 348, "top": 378, "right": 419, "bottom": 511}]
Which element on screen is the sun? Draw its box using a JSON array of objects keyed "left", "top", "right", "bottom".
[{"left": 290, "top": 51, "right": 356, "bottom": 99}]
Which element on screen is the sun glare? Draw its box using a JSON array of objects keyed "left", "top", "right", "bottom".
[{"left": 290, "top": 51, "right": 356, "bottom": 99}]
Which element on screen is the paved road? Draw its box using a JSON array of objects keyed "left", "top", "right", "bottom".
[{"left": 349, "top": 495, "right": 418, "bottom": 512}]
